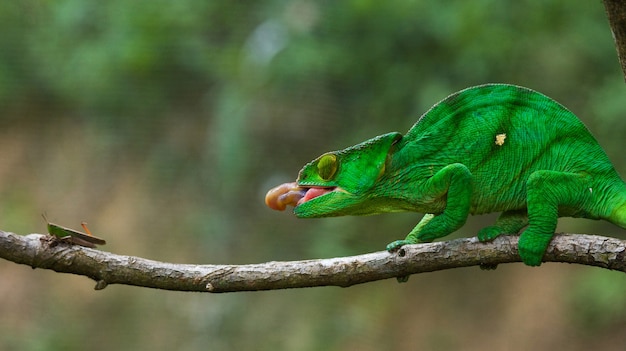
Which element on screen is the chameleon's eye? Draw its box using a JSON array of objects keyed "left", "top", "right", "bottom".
[{"left": 317, "top": 153, "right": 338, "bottom": 180}]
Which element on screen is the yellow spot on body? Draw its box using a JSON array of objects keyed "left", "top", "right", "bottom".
[{"left": 495, "top": 133, "right": 506, "bottom": 146}]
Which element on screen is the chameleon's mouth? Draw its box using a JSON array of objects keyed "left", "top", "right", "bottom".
[
  {"left": 265, "top": 182, "right": 336, "bottom": 211},
  {"left": 297, "top": 186, "right": 336, "bottom": 206}
]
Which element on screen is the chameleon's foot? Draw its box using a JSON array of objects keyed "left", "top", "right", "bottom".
[
  {"left": 478, "top": 210, "right": 528, "bottom": 243},
  {"left": 518, "top": 247, "right": 544, "bottom": 266},
  {"left": 386, "top": 239, "right": 413, "bottom": 252},
  {"left": 477, "top": 226, "right": 503, "bottom": 242},
  {"left": 518, "top": 249, "right": 543, "bottom": 266},
  {"left": 396, "top": 275, "right": 410, "bottom": 283},
  {"left": 477, "top": 229, "right": 501, "bottom": 269},
  {"left": 518, "top": 230, "right": 551, "bottom": 266},
  {"left": 479, "top": 263, "right": 499, "bottom": 270},
  {"left": 386, "top": 240, "right": 414, "bottom": 282}
]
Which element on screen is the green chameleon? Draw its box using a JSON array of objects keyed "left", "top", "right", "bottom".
[{"left": 265, "top": 84, "right": 626, "bottom": 266}]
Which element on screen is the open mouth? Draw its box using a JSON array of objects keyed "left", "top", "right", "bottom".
[
  {"left": 296, "top": 186, "right": 336, "bottom": 206},
  {"left": 265, "top": 182, "right": 336, "bottom": 211}
]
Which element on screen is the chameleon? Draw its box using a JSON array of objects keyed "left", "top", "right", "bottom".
[{"left": 265, "top": 84, "right": 626, "bottom": 267}]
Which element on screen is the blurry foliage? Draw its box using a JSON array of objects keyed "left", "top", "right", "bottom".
[
  {"left": 0, "top": 0, "right": 625, "bottom": 350},
  {"left": 568, "top": 270, "right": 626, "bottom": 334}
]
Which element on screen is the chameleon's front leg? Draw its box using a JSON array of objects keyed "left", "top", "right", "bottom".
[
  {"left": 387, "top": 163, "right": 473, "bottom": 251},
  {"left": 386, "top": 213, "right": 435, "bottom": 250}
]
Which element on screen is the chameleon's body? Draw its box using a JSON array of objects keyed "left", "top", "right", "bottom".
[{"left": 265, "top": 84, "right": 626, "bottom": 266}]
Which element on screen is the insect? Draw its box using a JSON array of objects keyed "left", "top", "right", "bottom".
[{"left": 42, "top": 214, "right": 106, "bottom": 248}]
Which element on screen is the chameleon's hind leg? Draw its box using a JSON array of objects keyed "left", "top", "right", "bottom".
[
  {"left": 387, "top": 163, "right": 473, "bottom": 251},
  {"left": 520, "top": 170, "right": 592, "bottom": 266},
  {"left": 477, "top": 210, "right": 528, "bottom": 270},
  {"left": 477, "top": 210, "right": 528, "bottom": 242}
]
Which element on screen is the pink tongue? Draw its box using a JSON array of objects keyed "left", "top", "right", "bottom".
[{"left": 299, "top": 187, "right": 330, "bottom": 204}]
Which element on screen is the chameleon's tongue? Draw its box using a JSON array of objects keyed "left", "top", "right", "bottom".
[
  {"left": 265, "top": 182, "right": 333, "bottom": 211},
  {"left": 265, "top": 182, "right": 304, "bottom": 211},
  {"left": 299, "top": 187, "right": 330, "bottom": 204}
]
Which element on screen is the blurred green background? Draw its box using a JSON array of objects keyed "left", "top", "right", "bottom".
[{"left": 1, "top": 0, "right": 626, "bottom": 350}]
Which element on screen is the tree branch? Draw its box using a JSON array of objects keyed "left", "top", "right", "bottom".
[
  {"left": 1, "top": 230, "right": 625, "bottom": 292},
  {"left": 603, "top": 0, "right": 626, "bottom": 81}
]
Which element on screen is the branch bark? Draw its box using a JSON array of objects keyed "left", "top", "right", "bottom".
[
  {"left": 1, "top": 230, "right": 625, "bottom": 293},
  {"left": 603, "top": 0, "right": 626, "bottom": 81}
]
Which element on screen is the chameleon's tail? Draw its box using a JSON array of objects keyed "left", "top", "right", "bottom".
[
  {"left": 609, "top": 203, "right": 626, "bottom": 230},
  {"left": 607, "top": 184, "right": 626, "bottom": 230}
]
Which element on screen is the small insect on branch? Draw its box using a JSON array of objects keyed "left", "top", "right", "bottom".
[{"left": 42, "top": 214, "right": 106, "bottom": 248}]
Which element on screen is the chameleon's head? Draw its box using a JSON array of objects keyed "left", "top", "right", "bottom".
[{"left": 291, "top": 132, "right": 402, "bottom": 217}]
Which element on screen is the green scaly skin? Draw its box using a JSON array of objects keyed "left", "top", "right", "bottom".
[{"left": 279, "top": 84, "right": 626, "bottom": 266}]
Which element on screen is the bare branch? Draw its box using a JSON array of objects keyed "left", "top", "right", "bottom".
[
  {"left": 0, "top": 230, "right": 625, "bottom": 293},
  {"left": 603, "top": 0, "right": 626, "bottom": 81}
]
